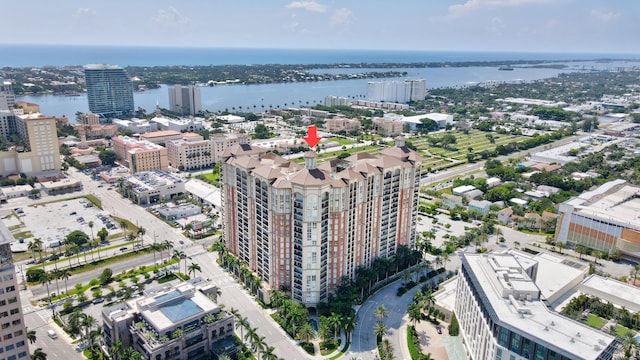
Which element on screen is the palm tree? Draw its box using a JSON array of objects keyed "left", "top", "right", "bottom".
[
  {"left": 30, "top": 348, "right": 47, "bottom": 360},
  {"left": 244, "top": 326, "right": 257, "bottom": 347},
  {"left": 26, "top": 328, "right": 36, "bottom": 344},
  {"left": 173, "top": 250, "right": 188, "bottom": 275},
  {"left": 375, "top": 305, "right": 388, "bottom": 323},
  {"left": 296, "top": 323, "right": 315, "bottom": 343},
  {"left": 328, "top": 312, "right": 341, "bottom": 339},
  {"left": 342, "top": 315, "right": 356, "bottom": 343},
  {"left": 39, "top": 272, "right": 52, "bottom": 304},
  {"left": 408, "top": 303, "right": 422, "bottom": 326},
  {"left": 59, "top": 268, "right": 71, "bottom": 295},
  {"left": 250, "top": 334, "right": 266, "bottom": 359},
  {"left": 110, "top": 339, "right": 123, "bottom": 360},
  {"left": 137, "top": 226, "right": 146, "bottom": 247},
  {"left": 380, "top": 339, "right": 394, "bottom": 360},
  {"left": 162, "top": 240, "right": 174, "bottom": 263},
  {"left": 88, "top": 221, "right": 95, "bottom": 260},
  {"left": 188, "top": 262, "right": 202, "bottom": 278},
  {"left": 261, "top": 345, "right": 278, "bottom": 360},
  {"left": 28, "top": 239, "right": 41, "bottom": 263},
  {"left": 47, "top": 269, "right": 60, "bottom": 296},
  {"left": 119, "top": 219, "right": 127, "bottom": 241},
  {"left": 150, "top": 243, "right": 162, "bottom": 267},
  {"left": 374, "top": 321, "right": 387, "bottom": 339},
  {"left": 81, "top": 315, "right": 97, "bottom": 345}
]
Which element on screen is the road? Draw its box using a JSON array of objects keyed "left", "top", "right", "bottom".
[{"left": 347, "top": 273, "right": 447, "bottom": 360}]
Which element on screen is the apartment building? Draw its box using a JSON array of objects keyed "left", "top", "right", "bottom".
[
  {"left": 0, "top": 222, "right": 30, "bottom": 360},
  {"left": 168, "top": 85, "right": 201, "bottom": 116},
  {"left": 102, "top": 281, "right": 235, "bottom": 360},
  {"left": 555, "top": 179, "right": 640, "bottom": 263},
  {"left": 373, "top": 116, "right": 405, "bottom": 136},
  {"left": 367, "top": 79, "right": 426, "bottom": 103},
  {"left": 112, "top": 136, "right": 168, "bottom": 173},
  {"left": 166, "top": 134, "right": 239, "bottom": 171},
  {"left": 456, "top": 253, "right": 617, "bottom": 360},
  {"left": 0, "top": 78, "right": 15, "bottom": 111},
  {"left": 78, "top": 112, "right": 100, "bottom": 126},
  {"left": 222, "top": 136, "right": 421, "bottom": 306},
  {"left": 0, "top": 114, "right": 61, "bottom": 177}
]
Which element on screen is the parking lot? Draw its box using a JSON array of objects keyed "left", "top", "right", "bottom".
[{"left": 6, "top": 197, "right": 122, "bottom": 251}]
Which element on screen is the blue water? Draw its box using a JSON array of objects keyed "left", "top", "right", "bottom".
[
  {"left": 6, "top": 45, "right": 639, "bottom": 118},
  {"left": 1, "top": 44, "right": 638, "bottom": 67}
]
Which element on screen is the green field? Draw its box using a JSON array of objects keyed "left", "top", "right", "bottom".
[
  {"left": 325, "top": 137, "right": 356, "bottom": 146},
  {"left": 585, "top": 314, "right": 606, "bottom": 328}
]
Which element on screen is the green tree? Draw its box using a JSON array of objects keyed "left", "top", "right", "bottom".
[
  {"left": 296, "top": 323, "right": 316, "bottom": 343},
  {"left": 448, "top": 313, "right": 460, "bottom": 336},
  {"left": 30, "top": 348, "right": 47, "bottom": 360},
  {"left": 98, "top": 150, "right": 118, "bottom": 165},
  {"left": 187, "top": 262, "right": 202, "bottom": 278},
  {"left": 98, "top": 268, "right": 113, "bottom": 285}
]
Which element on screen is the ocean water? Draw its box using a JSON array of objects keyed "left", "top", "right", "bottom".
[{"left": 1, "top": 44, "right": 638, "bottom": 67}]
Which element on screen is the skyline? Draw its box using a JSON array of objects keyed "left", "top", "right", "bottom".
[{"left": 1, "top": 0, "right": 638, "bottom": 54}]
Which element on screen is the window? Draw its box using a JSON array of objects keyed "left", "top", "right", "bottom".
[
  {"left": 7, "top": 297, "right": 16, "bottom": 304},
  {"left": 3, "top": 334, "right": 11, "bottom": 340},
  {"left": 16, "top": 341, "right": 24, "bottom": 348},
  {"left": 18, "top": 351, "right": 27, "bottom": 358},
  {"left": 6, "top": 344, "right": 14, "bottom": 351},
  {"left": 10, "top": 309, "right": 18, "bottom": 315},
  {"left": 5, "top": 286, "right": 14, "bottom": 293}
]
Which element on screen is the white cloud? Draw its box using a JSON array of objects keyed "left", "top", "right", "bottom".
[
  {"left": 285, "top": 1, "right": 326, "bottom": 13},
  {"left": 448, "top": 0, "right": 550, "bottom": 17},
  {"left": 150, "top": 6, "right": 191, "bottom": 27},
  {"left": 74, "top": 7, "right": 96, "bottom": 18},
  {"left": 590, "top": 9, "right": 620, "bottom": 23},
  {"left": 330, "top": 8, "right": 353, "bottom": 26}
]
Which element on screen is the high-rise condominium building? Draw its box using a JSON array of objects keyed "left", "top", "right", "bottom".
[
  {"left": 367, "top": 79, "right": 426, "bottom": 103},
  {"left": 168, "top": 85, "right": 201, "bottom": 116},
  {"left": 222, "top": 137, "right": 421, "bottom": 306},
  {"left": 84, "top": 64, "right": 134, "bottom": 118},
  {"left": 0, "top": 222, "right": 30, "bottom": 360},
  {"left": 456, "top": 253, "right": 617, "bottom": 360}
]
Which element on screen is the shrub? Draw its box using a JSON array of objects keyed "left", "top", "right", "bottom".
[{"left": 448, "top": 313, "right": 460, "bottom": 336}]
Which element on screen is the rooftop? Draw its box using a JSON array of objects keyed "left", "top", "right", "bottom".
[
  {"left": 567, "top": 180, "right": 640, "bottom": 227},
  {"left": 463, "top": 253, "right": 615, "bottom": 360}
]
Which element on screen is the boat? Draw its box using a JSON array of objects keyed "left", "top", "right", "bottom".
[{"left": 498, "top": 65, "right": 514, "bottom": 71}]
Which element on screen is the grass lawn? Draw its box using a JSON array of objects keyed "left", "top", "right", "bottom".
[
  {"left": 320, "top": 339, "right": 340, "bottom": 355},
  {"left": 585, "top": 314, "right": 606, "bottom": 328},
  {"left": 616, "top": 325, "right": 632, "bottom": 337},
  {"left": 325, "top": 137, "right": 356, "bottom": 146}
]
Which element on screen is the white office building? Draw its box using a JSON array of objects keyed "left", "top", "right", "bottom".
[{"left": 456, "top": 253, "right": 617, "bottom": 360}]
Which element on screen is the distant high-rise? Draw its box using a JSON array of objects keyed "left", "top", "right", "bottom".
[
  {"left": 0, "top": 77, "right": 16, "bottom": 111},
  {"left": 168, "top": 85, "right": 201, "bottom": 116},
  {"left": 367, "top": 79, "right": 426, "bottom": 103},
  {"left": 0, "top": 222, "right": 30, "bottom": 360},
  {"left": 84, "top": 64, "right": 134, "bottom": 118}
]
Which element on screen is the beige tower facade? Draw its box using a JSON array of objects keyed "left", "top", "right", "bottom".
[
  {"left": 0, "top": 222, "right": 30, "bottom": 360},
  {"left": 222, "top": 137, "right": 421, "bottom": 306}
]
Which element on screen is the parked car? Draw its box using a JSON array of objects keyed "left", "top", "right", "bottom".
[{"left": 92, "top": 297, "right": 105, "bottom": 304}]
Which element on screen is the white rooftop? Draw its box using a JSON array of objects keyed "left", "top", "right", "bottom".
[
  {"left": 463, "top": 253, "right": 615, "bottom": 360},
  {"left": 580, "top": 275, "right": 640, "bottom": 313}
]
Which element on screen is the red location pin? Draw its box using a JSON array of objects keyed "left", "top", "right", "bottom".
[{"left": 303, "top": 125, "right": 321, "bottom": 148}]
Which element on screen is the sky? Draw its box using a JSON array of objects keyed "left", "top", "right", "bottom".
[{"left": 1, "top": 0, "right": 638, "bottom": 54}]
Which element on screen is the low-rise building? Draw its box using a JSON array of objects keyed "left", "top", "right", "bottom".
[
  {"left": 15, "top": 101, "right": 40, "bottom": 114},
  {"left": 555, "top": 179, "right": 640, "bottom": 263},
  {"left": 468, "top": 199, "right": 492, "bottom": 215},
  {"left": 497, "top": 207, "right": 513, "bottom": 224},
  {"left": 324, "top": 116, "right": 361, "bottom": 133},
  {"left": 40, "top": 178, "right": 82, "bottom": 195},
  {"left": 112, "top": 136, "right": 169, "bottom": 173},
  {"left": 122, "top": 170, "right": 185, "bottom": 205},
  {"left": 156, "top": 204, "right": 202, "bottom": 220},
  {"left": 452, "top": 185, "right": 476, "bottom": 196},
  {"left": 112, "top": 118, "right": 158, "bottom": 134},
  {"left": 373, "top": 115, "right": 405, "bottom": 136},
  {"left": 102, "top": 280, "right": 235, "bottom": 360},
  {"left": 440, "top": 193, "right": 463, "bottom": 210},
  {"left": 150, "top": 116, "right": 204, "bottom": 132}
]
